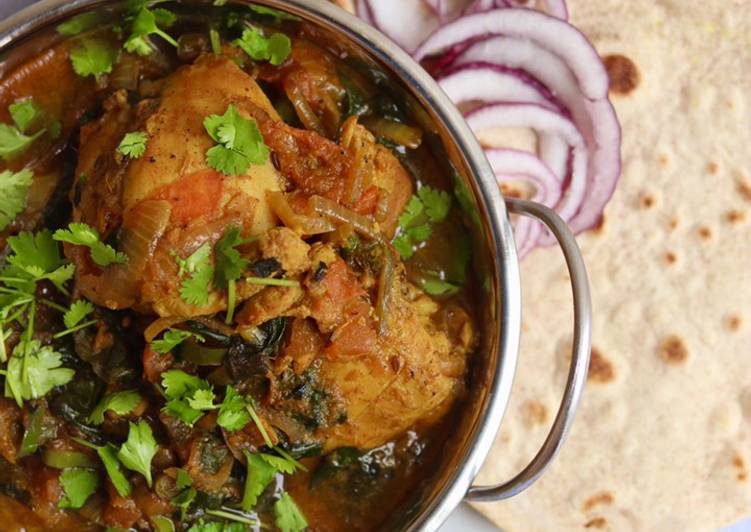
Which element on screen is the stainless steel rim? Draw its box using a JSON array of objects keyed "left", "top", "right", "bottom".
[
  {"left": 0, "top": 1, "right": 525, "bottom": 530},
  {"left": 466, "top": 198, "right": 592, "bottom": 501}
]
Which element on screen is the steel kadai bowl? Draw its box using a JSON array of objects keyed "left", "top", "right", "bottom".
[{"left": 0, "top": 0, "right": 592, "bottom": 530}]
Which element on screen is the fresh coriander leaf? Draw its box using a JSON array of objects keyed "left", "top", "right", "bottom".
[
  {"left": 58, "top": 467, "right": 99, "bottom": 509},
  {"left": 392, "top": 188, "right": 449, "bottom": 260},
  {"left": 124, "top": 8, "right": 178, "bottom": 57},
  {"left": 203, "top": 104, "right": 268, "bottom": 175},
  {"left": 63, "top": 299, "right": 95, "bottom": 329},
  {"left": 152, "top": 8, "right": 177, "bottom": 27},
  {"left": 453, "top": 180, "right": 481, "bottom": 227},
  {"left": 0, "top": 169, "right": 33, "bottom": 231},
  {"left": 0, "top": 123, "right": 44, "bottom": 160},
  {"left": 249, "top": 5, "right": 301, "bottom": 21},
  {"left": 9, "top": 99, "right": 40, "bottom": 133},
  {"left": 200, "top": 519, "right": 249, "bottom": 532},
  {"left": 215, "top": 226, "right": 249, "bottom": 321},
  {"left": 187, "top": 388, "right": 217, "bottom": 411},
  {"left": 420, "top": 277, "right": 460, "bottom": 296},
  {"left": 161, "top": 369, "right": 210, "bottom": 399},
  {"left": 163, "top": 399, "right": 203, "bottom": 426},
  {"left": 266, "top": 33, "right": 293, "bottom": 66},
  {"left": 6, "top": 230, "right": 64, "bottom": 278},
  {"left": 53, "top": 222, "right": 128, "bottom": 267},
  {"left": 117, "top": 131, "right": 148, "bottom": 159},
  {"left": 70, "top": 38, "right": 117, "bottom": 80},
  {"left": 217, "top": 386, "right": 250, "bottom": 432},
  {"left": 406, "top": 223, "right": 432, "bottom": 242},
  {"left": 259, "top": 452, "right": 297, "bottom": 475},
  {"left": 397, "top": 195, "right": 424, "bottom": 229},
  {"left": 161, "top": 370, "right": 214, "bottom": 425},
  {"left": 206, "top": 145, "right": 252, "bottom": 176},
  {"left": 118, "top": 420, "right": 158, "bottom": 487},
  {"left": 98, "top": 443, "right": 131, "bottom": 497},
  {"left": 3, "top": 340, "right": 75, "bottom": 407},
  {"left": 273, "top": 446, "right": 307, "bottom": 473},
  {"left": 87, "top": 389, "right": 141, "bottom": 425},
  {"left": 274, "top": 491, "right": 308, "bottom": 532},
  {"left": 174, "top": 243, "right": 212, "bottom": 276},
  {"left": 57, "top": 12, "right": 101, "bottom": 35},
  {"left": 418, "top": 186, "right": 451, "bottom": 222},
  {"left": 233, "top": 27, "right": 291, "bottom": 66},
  {"left": 151, "top": 329, "right": 204, "bottom": 354},
  {"left": 172, "top": 487, "right": 196, "bottom": 521},
  {"left": 242, "top": 451, "right": 275, "bottom": 511},
  {"left": 213, "top": 0, "right": 229, "bottom": 5},
  {"left": 174, "top": 244, "right": 214, "bottom": 306},
  {"left": 186, "top": 520, "right": 223, "bottom": 532},
  {"left": 391, "top": 233, "right": 413, "bottom": 260},
  {"left": 175, "top": 469, "right": 193, "bottom": 490},
  {"left": 43, "top": 264, "right": 76, "bottom": 293}
]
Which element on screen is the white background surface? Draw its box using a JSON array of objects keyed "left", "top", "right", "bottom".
[{"left": 1, "top": 1, "right": 749, "bottom": 531}]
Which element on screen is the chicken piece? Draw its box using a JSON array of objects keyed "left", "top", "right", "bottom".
[
  {"left": 316, "top": 268, "right": 465, "bottom": 451},
  {"left": 259, "top": 227, "right": 311, "bottom": 275},
  {"left": 69, "top": 56, "right": 286, "bottom": 316},
  {"left": 267, "top": 255, "right": 465, "bottom": 451},
  {"left": 340, "top": 117, "right": 413, "bottom": 236}
]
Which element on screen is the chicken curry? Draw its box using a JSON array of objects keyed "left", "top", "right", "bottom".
[{"left": 0, "top": 4, "right": 477, "bottom": 531}]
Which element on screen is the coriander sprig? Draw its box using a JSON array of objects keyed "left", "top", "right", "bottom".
[
  {"left": 233, "top": 27, "right": 291, "bottom": 66},
  {"left": 214, "top": 226, "right": 251, "bottom": 323},
  {"left": 124, "top": 7, "right": 178, "bottom": 56},
  {"left": 70, "top": 38, "right": 117, "bottom": 81},
  {"left": 151, "top": 329, "right": 205, "bottom": 354},
  {"left": 117, "top": 131, "right": 148, "bottom": 159},
  {"left": 392, "top": 185, "right": 451, "bottom": 259},
  {"left": 0, "top": 169, "right": 33, "bottom": 231},
  {"left": 174, "top": 244, "right": 214, "bottom": 307},
  {"left": 204, "top": 104, "right": 269, "bottom": 176},
  {"left": 54, "top": 222, "right": 127, "bottom": 267}
]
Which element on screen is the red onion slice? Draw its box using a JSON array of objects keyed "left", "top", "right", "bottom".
[
  {"left": 538, "top": 134, "right": 570, "bottom": 183},
  {"left": 568, "top": 99, "right": 620, "bottom": 232},
  {"left": 464, "top": 0, "right": 512, "bottom": 15},
  {"left": 542, "top": 0, "right": 568, "bottom": 19},
  {"left": 355, "top": 0, "right": 375, "bottom": 24},
  {"left": 466, "top": 103, "right": 588, "bottom": 223},
  {"left": 487, "top": 149, "right": 562, "bottom": 256},
  {"left": 438, "top": 63, "right": 557, "bottom": 109},
  {"left": 422, "top": 0, "right": 468, "bottom": 20},
  {"left": 438, "top": 62, "right": 571, "bottom": 186},
  {"left": 486, "top": 148, "right": 562, "bottom": 206},
  {"left": 505, "top": 0, "right": 567, "bottom": 19},
  {"left": 365, "top": 0, "right": 441, "bottom": 52},
  {"left": 454, "top": 36, "right": 621, "bottom": 234},
  {"left": 414, "top": 9, "right": 609, "bottom": 100}
]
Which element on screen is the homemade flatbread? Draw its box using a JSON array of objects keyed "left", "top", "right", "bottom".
[{"left": 472, "top": 0, "right": 751, "bottom": 530}]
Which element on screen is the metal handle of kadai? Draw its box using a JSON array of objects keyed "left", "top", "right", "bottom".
[{"left": 466, "top": 198, "right": 593, "bottom": 502}]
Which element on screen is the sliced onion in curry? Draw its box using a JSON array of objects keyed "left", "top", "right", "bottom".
[
  {"left": 310, "top": 194, "right": 381, "bottom": 241},
  {"left": 120, "top": 199, "right": 172, "bottom": 275},
  {"left": 267, "top": 191, "right": 336, "bottom": 235}
]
